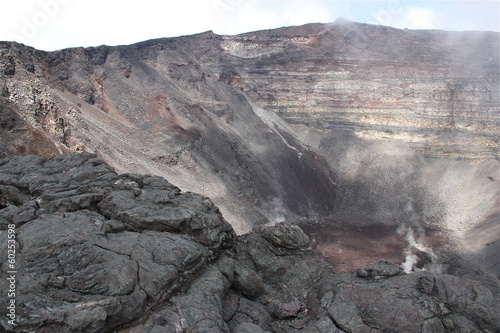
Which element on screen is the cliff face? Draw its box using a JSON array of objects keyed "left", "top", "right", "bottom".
[{"left": 217, "top": 20, "right": 499, "bottom": 160}]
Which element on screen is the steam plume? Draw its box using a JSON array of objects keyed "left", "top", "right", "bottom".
[
  {"left": 398, "top": 226, "right": 441, "bottom": 274},
  {"left": 398, "top": 198, "right": 440, "bottom": 274},
  {"left": 265, "top": 197, "right": 286, "bottom": 225}
]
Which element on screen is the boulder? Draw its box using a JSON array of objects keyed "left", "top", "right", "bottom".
[
  {"left": 0, "top": 153, "right": 235, "bottom": 332},
  {"left": 268, "top": 297, "right": 302, "bottom": 319},
  {"left": 357, "top": 260, "right": 401, "bottom": 279},
  {"left": 261, "top": 222, "right": 310, "bottom": 250}
]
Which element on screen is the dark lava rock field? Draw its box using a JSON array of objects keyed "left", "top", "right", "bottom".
[{"left": 0, "top": 153, "right": 498, "bottom": 332}]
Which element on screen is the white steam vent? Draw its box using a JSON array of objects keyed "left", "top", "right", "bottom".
[
  {"left": 398, "top": 226, "right": 441, "bottom": 274},
  {"left": 264, "top": 197, "right": 286, "bottom": 226}
]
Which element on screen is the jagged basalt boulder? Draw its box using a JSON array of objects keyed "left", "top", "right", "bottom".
[
  {"left": 0, "top": 153, "right": 235, "bottom": 332},
  {"left": 268, "top": 298, "right": 302, "bottom": 319},
  {"left": 356, "top": 260, "right": 401, "bottom": 279},
  {"left": 260, "top": 222, "right": 310, "bottom": 250}
]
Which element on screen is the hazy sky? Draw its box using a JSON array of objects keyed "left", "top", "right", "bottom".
[{"left": 1, "top": 0, "right": 499, "bottom": 51}]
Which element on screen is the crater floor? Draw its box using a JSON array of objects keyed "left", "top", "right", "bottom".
[{"left": 300, "top": 219, "right": 456, "bottom": 273}]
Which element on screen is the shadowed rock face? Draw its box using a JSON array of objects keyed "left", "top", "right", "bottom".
[{"left": 0, "top": 153, "right": 499, "bottom": 332}]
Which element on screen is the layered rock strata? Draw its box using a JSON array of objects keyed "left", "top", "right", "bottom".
[{"left": 218, "top": 20, "right": 499, "bottom": 160}]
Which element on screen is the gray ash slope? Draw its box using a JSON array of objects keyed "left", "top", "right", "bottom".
[
  {"left": 0, "top": 29, "right": 342, "bottom": 233},
  {"left": 0, "top": 153, "right": 499, "bottom": 333}
]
